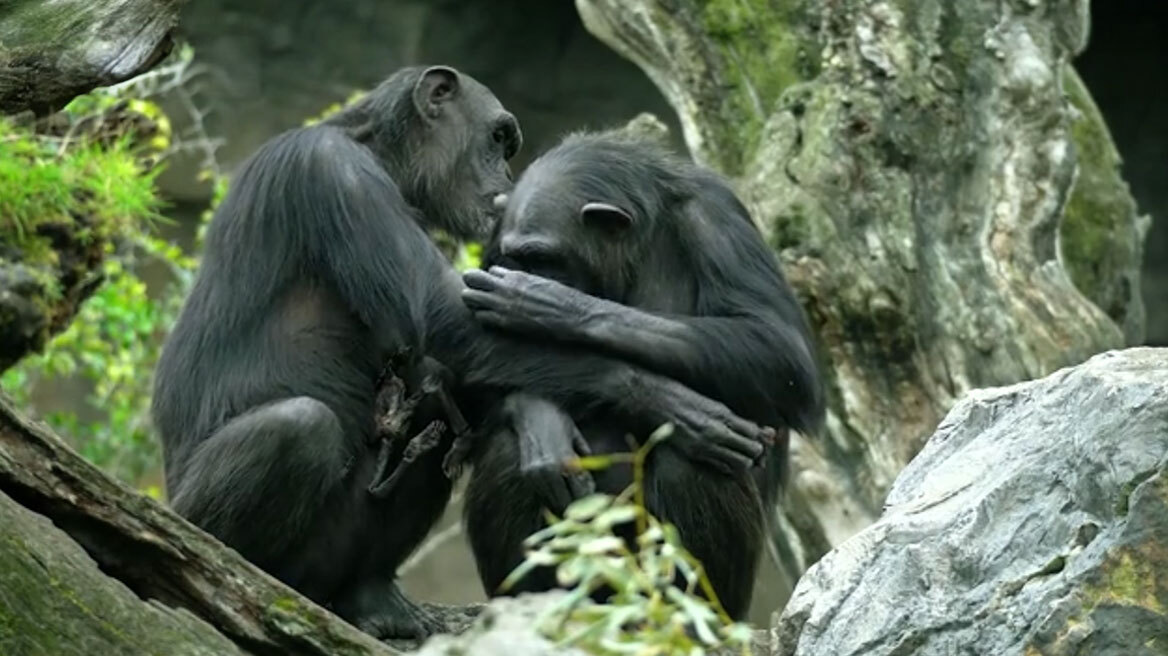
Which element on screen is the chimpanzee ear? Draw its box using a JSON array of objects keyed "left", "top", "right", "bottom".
[
  {"left": 413, "top": 66, "right": 460, "bottom": 120},
  {"left": 581, "top": 201, "right": 634, "bottom": 236}
]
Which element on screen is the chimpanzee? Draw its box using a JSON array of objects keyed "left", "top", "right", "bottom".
[
  {"left": 152, "top": 67, "right": 773, "bottom": 639},
  {"left": 461, "top": 130, "right": 824, "bottom": 619}
]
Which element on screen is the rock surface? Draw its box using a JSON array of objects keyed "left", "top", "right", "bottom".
[{"left": 773, "top": 347, "right": 1168, "bottom": 656}]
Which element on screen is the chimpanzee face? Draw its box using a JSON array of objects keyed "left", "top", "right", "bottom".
[
  {"left": 494, "top": 147, "right": 643, "bottom": 301},
  {"left": 407, "top": 66, "right": 522, "bottom": 240}
]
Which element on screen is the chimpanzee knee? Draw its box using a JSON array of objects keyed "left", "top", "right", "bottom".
[
  {"left": 464, "top": 426, "right": 558, "bottom": 595},
  {"left": 643, "top": 447, "right": 764, "bottom": 619},
  {"left": 169, "top": 396, "right": 356, "bottom": 597}
]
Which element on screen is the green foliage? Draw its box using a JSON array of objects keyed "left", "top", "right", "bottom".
[
  {"left": 0, "top": 50, "right": 212, "bottom": 492},
  {"left": 0, "top": 115, "right": 163, "bottom": 267},
  {"left": 302, "top": 89, "right": 369, "bottom": 127},
  {"left": 510, "top": 425, "right": 754, "bottom": 655}
]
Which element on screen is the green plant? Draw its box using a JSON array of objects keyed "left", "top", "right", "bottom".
[
  {"left": 0, "top": 46, "right": 219, "bottom": 493},
  {"left": 509, "top": 424, "right": 755, "bottom": 655}
]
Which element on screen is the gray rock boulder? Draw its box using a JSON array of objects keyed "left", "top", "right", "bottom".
[{"left": 774, "top": 347, "right": 1168, "bottom": 656}]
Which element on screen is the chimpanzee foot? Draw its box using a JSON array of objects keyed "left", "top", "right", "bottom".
[{"left": 336, "top": 580, "right": 444, "bottom": 640}]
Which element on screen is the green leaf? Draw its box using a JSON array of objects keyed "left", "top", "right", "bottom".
[{"left": 564, "top": 494, "right": 614, "bottom": 522}]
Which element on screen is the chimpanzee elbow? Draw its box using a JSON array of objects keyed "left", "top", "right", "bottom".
[{"left": 779, "top": 339, "right": 826, "bottom": 436}]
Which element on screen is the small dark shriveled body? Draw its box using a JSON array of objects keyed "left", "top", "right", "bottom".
[{"left": 462, "top": 132, "right": 825, "bottom": 619}]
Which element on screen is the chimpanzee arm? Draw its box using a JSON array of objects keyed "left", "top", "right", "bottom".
[
  {"left": 463, "top": 183, "right": 824, "bottom": 434},
  {"left": 424, "top": 265, "right": 776, "bottom": 474},
  {"left": 274, "top": 123, "right": 775, "bottom": 469},
  {"left": 254, "top": 125, "right": 431, "bottom": 353},
  {"left": 274, "top": 127, "right": 770, "bottom": 473}
]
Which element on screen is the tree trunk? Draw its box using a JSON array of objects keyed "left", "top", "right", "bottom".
[{"left": 576, "top": 0, "right": 1147, "bottom": 603}]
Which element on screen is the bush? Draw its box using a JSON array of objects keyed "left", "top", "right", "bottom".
[{"left": 512, "top": 425, "right": 754, "bottom": 655}]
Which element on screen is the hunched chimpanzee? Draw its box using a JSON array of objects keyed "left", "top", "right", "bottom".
[
  {"left": 461, "top": 130, "right": 825, "bottom": 619},
  {"left": 152, "top": 66, "right": 773, "bottom": 639}
]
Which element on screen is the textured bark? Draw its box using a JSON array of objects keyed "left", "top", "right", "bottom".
[
  {"left": 0, "top": 0, "right": 184, "bottom": 115},
  {"left": 0, "top": 230, "right": 103, "bottom": 373},
  {"left": 576, "top": 0, "right": 1147, "bottom": 604}
]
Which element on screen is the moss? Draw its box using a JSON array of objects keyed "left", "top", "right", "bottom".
[
  {"left": 770, "top": 202, "right": 812, "bottom": 250},
  {"left": 0, "top": 115, "right": 163, "bottom": 261},
  {"left": 1059, "top": 65, "right": 1142, "bottom": 329},
  {"left": 698, "top": 0, "right": 820, "bottom": 174},
  {"left": 1082, "top": 548, "right": 1168, "bottom": 615}
]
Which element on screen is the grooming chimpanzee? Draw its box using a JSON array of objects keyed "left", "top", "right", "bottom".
[
  {"left": 461, "top": 131, "right": 824, "bottom": 619},
  {"left": 153, "top": 67, "right": 773, "bottom": 639}
]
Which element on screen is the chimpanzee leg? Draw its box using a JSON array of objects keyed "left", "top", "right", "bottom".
[
  {"left": 643, "top": 446, "right": 766, "bottom": 620},
  {"left": 463, "top": 423, "right": 560, "bottom": 596},
  {"left": 327, "top": 357, "right": 467, "bottom": 639},
  {"left": 330, "top": 421, "right": 455, "bottom": 639},
  {"left": 503, "top": 393, "right": 594, "bottom": 513},
  {"left": 169, "top": 396, "right": 359, "bottom": 603}
]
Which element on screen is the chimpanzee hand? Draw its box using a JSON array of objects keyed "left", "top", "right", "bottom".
[
  {"left": 639, "top": 372, "right": 776, "bottom": 475},
  {"left": 462, "top": 266, "right": 588, "bottom": 338},
  {"left": 505, "top": 393, "right": 595, "bottom": 514}
]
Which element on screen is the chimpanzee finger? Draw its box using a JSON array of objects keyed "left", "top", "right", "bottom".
[
  {"left": 572, "top": 433, "right": 592, "bottom": 457},
  {"left": 697, "top": 418, "right": 764, "bottom": 461},
  {"left": 567, "top": 471, "right": 596, "bottom": 499},
  {"left": 471, "top": 311, "right": 513, "bottom": 331},
  {"left": 536, "top": 470, "right": 572, "bottom": 513},
  {"left": 487, "top": 265, "right": 513, "bottom": 278},
  {"left": 703, "top": 427, "right": 762, "bottom": 471},
  {"left": 719, "top": 411, "right": 768, "bottom": 445},
  {"left": 461, "top": 288, "right": 504, "bottom": 311},
  {"left": 463, "top": 269, "right": 501, "bottom": 291},
  {"left": 674, "top": 436, "right": 739, "bottom": 475},
  {"left": 570, "top": 424, "right": 592, "bottom": 456}
]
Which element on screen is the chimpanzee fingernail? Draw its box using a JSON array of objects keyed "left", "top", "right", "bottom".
[
  {"left": 492, "top": 193, "right": 508, "bottom": 210},
  {"left": 761, "top": 427, "right": 776, "bottom": 445}
]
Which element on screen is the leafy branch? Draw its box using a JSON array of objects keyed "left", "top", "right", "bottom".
[{"left": 506, "top": 424, "right": 754, "bottom": 655}]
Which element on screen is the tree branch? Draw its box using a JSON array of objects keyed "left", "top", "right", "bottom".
[
  {"left": 0, "top": 0, "right": 186, "bottom": 115},
  {"left": 0, "top": 393, "right": 401, "bottom": 655}
]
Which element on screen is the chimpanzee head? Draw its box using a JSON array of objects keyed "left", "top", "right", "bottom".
[
  {"left": 327, "top": 65, "right": 522, "bottom": 240},
  {"left": 494, "top": 132, "right": 687, "bottom": 301}
]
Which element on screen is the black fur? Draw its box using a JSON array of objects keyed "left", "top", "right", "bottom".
[
  {"left": 153, "top": 65, "right": 520, "bottom": 639},
  {"left": 462, "top": 131, "right": 824, "bottom": 619},
  {"left": 153, "top": 67, "right": 772, "bottom": 639}
]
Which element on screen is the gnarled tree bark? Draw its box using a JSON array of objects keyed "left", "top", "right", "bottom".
[{"left": 576, "top": 0, "right": 1148, "bottom": 605}]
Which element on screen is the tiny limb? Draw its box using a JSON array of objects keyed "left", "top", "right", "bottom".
[
  {"left": 368, "top": 420, "right": 446, "bottom": 499},
  {"left": 427, "top": 374, "right": 472, "bottom": 479},
  {"left": 442, "top": 431, "right": 475, "bottom": 480}
]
